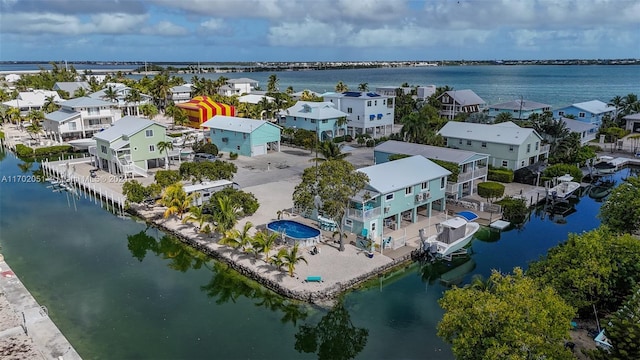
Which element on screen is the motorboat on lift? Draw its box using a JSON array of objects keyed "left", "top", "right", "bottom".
[
  {"left": 421, "top": 211, "right": 480, "bottom": 259},
  {"left": 546, "top": 174, "right": 581, "bottom": 201}
]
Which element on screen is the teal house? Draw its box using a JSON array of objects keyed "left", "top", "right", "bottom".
[
  {"left": 91, "top": 116, "right": 167, "bottom": 177},
  {"left": 278, "top": 101, "right": 348, "bottom": 140},
  {"left": 343, "top": 155, "right": 451, "bottom": 248},
  {"left": 487, "top": 99, "right": 551, "bottom": 120},
  {"left": 201, "top": 115, "right": 281, "bottom": 157}
]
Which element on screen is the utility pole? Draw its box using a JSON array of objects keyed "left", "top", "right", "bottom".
[{"left": 518, "top": 95, "right": 524, "bottom": 121}]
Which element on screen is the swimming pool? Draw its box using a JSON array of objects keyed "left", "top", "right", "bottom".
[{"left": 267, "top": 220, "right": 321, "bottom": 247}]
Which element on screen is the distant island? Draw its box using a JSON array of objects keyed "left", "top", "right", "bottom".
[{"left": 2, "top": 58, "right": 639, "bottom": 75}]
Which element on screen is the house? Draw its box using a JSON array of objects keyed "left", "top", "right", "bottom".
[
  {"left": 323, "top": 91, "right": 395, "bottom": 139},
  {"left": 487, "top": 99, "right": 551, "bottom": 120},
  {"left": 183, "top": 180, "right": 234, "bottom": 206},
  {"left": 175, "top": 96, "right": 235, "bottom": 129},
  {"left": 4, "top": 74, "right": 21, "bottom": 83},
  {"left": 416, "top": 86, "right": 437, "bottom": 100},
  {"left": 218, "top": 78, "right": 259, "bottom": 96},
  {"left": 343, "top": 155, "right": 451, "bottom": 244},
  {"left": 374, "top": 140, "right": 489, "bottom": 199},
  {"left": 278, "top": 101, "right": 348, "bottom": 140},
  {"left": 437, "top": 121, "right": 548, "bottom": 170},
  {"left": 2, "top": 90, "right": 62, "bottom": 115},
  {"left": 201, "top": 115, "right": 281, "bottom": 157},
  {"left": 89, "top": 83, "right": 153, "bottom": 116},
  {"left": 374, "top": 86, "right": 411, "bottom": 96},
  {"left": 53, "top": 82, "right": 91, "bottom": 98},
  {"left": 623, "top": 113, "right": 640, "bottom": 133},
  {"left": 168, "top": 84, "right": 192, "bottom": 104},
  {"left": 91, "top": 116, "right": 167, "bottom": 177},
  {"left": 560, "top": 117, "right": 598, "bottom": 145},
  {"left": 43, "top": 97, "right": 121, "bottom": 142},
  {"left": 238, "top": 94, "right": 274, "bottom": 105},
  {"left": 553, "top": 100, "right": 616, "bottom": 126},
  {"left": 436, "top": 90, "right": 486, "bottom": 120}
]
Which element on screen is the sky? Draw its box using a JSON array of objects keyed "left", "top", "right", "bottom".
[{"left": 0, "top": 0, "right": 639, "bottom": 62}]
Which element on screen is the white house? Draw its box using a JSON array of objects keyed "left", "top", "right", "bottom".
[
  {"left": 561, "top": 117, "right": 598, "bottom": 145},
  {"left": 238, "top": 94, "right": 274, "bottom": 105},
  {"left": 279, "top": 101, "right": 348, "bottom": 140},
  {"left": 89, "top": 83, "right": 153, "bottom": 116},
  {"left": 43, "top": 97, "right": 121, "bottom": 142},
  {"left": 323, "top": 91, "right": 395, "bottom": 139},
  {"left": 53, "top": 82, "right": 91, "bottom": 98},
  {"left": 623, "top": 113, "right": 640, "bottom": 133},
  {"left": 168, "top": 84, "right": 192, "bottom": 104},
  {"left": 2, "top": 90, "right": 62, "bottom": 115},
  {"left": 4, "top": 74, "right": 21, "bottom": 83},
  {"left": 218, "top": 78, "right": 259, "bottom": 96}
]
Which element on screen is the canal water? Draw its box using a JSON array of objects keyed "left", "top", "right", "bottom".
[{"left": 0, "top": 148, "right": 635, "bottom": 359}]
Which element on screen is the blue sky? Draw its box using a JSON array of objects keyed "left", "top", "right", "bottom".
[{"left": 1, "top": 0, "right": 639, "bottom": 62}]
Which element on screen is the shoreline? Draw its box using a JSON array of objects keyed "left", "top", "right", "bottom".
[
  {"left": 0, "top": 255, "right": 81, "bottom": 359},
  {"left": 128, "top": 204, "right": 418, "bottom": 304}
]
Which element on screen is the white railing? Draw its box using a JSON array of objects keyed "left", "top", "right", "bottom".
[
  {"left": 346, "top": 207, "right": 381, "bottom": 220},
  {"left": 457, "top": 166, "right": 488, "bottom": 182}
]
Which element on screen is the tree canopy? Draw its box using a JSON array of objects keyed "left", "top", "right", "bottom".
[
  {"left": 599, "top": 175, "right": 640, "bottom": 234},
  {"left": 438, "top": 268, "right": 575, "bottom": 360}
]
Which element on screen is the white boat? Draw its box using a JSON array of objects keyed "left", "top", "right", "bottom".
[
  {"left": 422, "top": 212, "right": 480, "bottom": 258},
  {"left": 67, "top": 138, "right": 97, "bottom": 150},
  {"left": 546, "top": 174, "right": 581, "bottom": 200}
]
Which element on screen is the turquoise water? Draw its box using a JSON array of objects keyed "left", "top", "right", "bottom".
[
  {"left": 267, "top": 220, "right": 321, "bottom": 239},
  {"left": 1, "top": 147, "right": 636, "bottom": 359},
  {"left": 130, "top": 65, "right": 640, "bottom": 108}
]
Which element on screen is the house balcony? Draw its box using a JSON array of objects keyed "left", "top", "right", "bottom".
[
  {"left": 457, "top": 166, "right": 488, "bottom": 182},
  {"left": 539, "top": 144, "right": 550, "bottom": 154},
  {"left": 346, "top": 206, "right": 381, "bottom": 221},
  {"left": 85, "top": 123, "right": 111, "bottom": 131}
]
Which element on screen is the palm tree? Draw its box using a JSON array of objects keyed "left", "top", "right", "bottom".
[
  {"left": 172, "top": 107, "right": 188, "bottom": 128},
  {"left": 220, "top": 221, "right": 254, "bottom": 252},
  {"left": 310, "top": 140, "right": 350, "bottom": 162},
  {"left": 609, "top": 95, "right": 625, "bottom": 122},
  {"left": 335, "top": 116, "right": 348, "bottom": 137},
  {"left": 257, "top": 96, "right": 273, "bottom": 120},
  {"left": 157, "top": 183, "right": 194, "bottom": 220},
  {"left": 335, "top": 81, "right": 348, "bottom": 93},
  {"left": 140, "top": 104, "right": 159, "bottom": 120},
  {"left": 252, "top": 230, "right": 278, "bottom": 262},
  {"left": 7, "top": 107, "right": 21, "bottom": 125},
  {"left": 282, "top": 244, "right": 307, "bottom": 277},
  {"left": 400, "top": 112, "right": 427, "bottom": 143},
  {"left": 285, "top": 86, "right": 294, "bottom": 94},
  {"left": 211, "top": 195, "right": 241, "bottom": 233},
  {"left": 267, "top": 74, "right": 279, "bottom": 94},
  {"left": 124, "top": 88, "right": 143, "bottom": 116},
  {"left": 26, "top": 121, "right": 43, "bottom": 142},
  {"left": 73, "top": 87, "right": 88, "bottom": 98},
  {"left": 43, "top": 95, "right": 59, "bottom": 113},
  {"left": 0, "top": 107, "right": 10, "bottom": 124},
  {"left": 181, "top": 205, "right": 211, "bottom": 232},
  {"left": 494, "top": 112, "right": 514, "bottom": 124},
  {"left": 157, "top": 140, "right": 174, "bottom": 170},
  {"left": 357, "top": 83, "right": 369, "bottom": 92},
  {"left": 102, "top": 86, "right": 119, "bottom": 103}
]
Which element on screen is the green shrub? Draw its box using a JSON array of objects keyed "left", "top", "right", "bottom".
[
  {"left": 542, "top": 163, "right": 582, "bottom": 182},
  {"left": 192, "top": 140, "right": 218, "bottom": 155},
  {"left": 477, "top": 181, "right": 505, "bottom": 202},
  {"left": 344, "top": 134, "right": 353, "bottom": 142},
  {"left": 154, "top": 170, "right": 181, "bottom": 188},
  {"left": 497, "top": 196, "right": 528, "bottom": 224},
  {"left": 229, "top": 152, "right": 238, "bottom": 160},
  {"left": 488, "top": 168, "right": 514, "bottom": 183},
  {"left": 15, "top": 144, "right": 34, "bottom": 158},
  {"left": 34, "top": 145, "right": 73, "bottom": 157},
  {"left": 430, "top": 159, "right": 460, "bottom": 182},
  {"left": 333, "top": 136, "right": 345, "bottom": 143},
  {"left": 365, "top": 139, "right": 375, "bottom": 147}
]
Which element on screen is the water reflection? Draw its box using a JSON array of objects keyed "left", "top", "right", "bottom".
[
  {"left": 127, "top": 229, "right": 310, "bottom": 326},
  {"left": 294, "top": 301, "right": 369, "bottom": 360},
  {"left": 420, "top": 256, "right": 476, "bottom": 287}
]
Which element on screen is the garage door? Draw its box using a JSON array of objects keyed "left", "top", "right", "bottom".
[{"left": 251, "top": 144, "right": 266, "bottom": 156}]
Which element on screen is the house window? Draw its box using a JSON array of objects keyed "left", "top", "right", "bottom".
[
  {"left": 458, "top": 139, "right": 462, "bottom": 145},
  {"left": 145, "top": 129, "right": 153, "bottom": 137},
  {"left": 357, "top": 116, "right": 360, "bottom": 120},
  {"left": 466, "top": 140, "right": 471, "bottom": 146},
  {"left": 322, "top": 119, "right": 327, "bottom": 124},
  {"left": 558, "top": 111, "right": 564, "bottom": 116},
  {"left": 535, "top": 142, "right": 539, "bottom": 150},
  {"left": 521, "top": 160, "right": 525, "bottom": 167},
  {"left": 421, "top": 182, "right": 429, "bottom": 190},
  {"left": 243, "top": 133, "right": 247, "bottom": 139},
  {"left": 293, "top": 117, "right": 297, "bottom": 121},
  {"left": 374, "top": 100, "right": 377, "bottom": 106},
  {"left": 579, "top": 112, "right": 585, "bottom": 118},
  {"left": 502, "top": 160, "right": 508, "bottom": 167},
  {"left": 405, "top": 187, "right": 412, "bottom": 196},
  {"left": 69, "top": 122, "right": 77, "bottom": 130},
  {"left": 345, "top": 219, "right": 353, "bottom": 226},
  {"left": 347, "top": 107, "right": 353, "bottom": 113},
  {"left": 440, "top": 177, "right": 446, "bottom": 189},
  {"left": 237, "top": 146, "right": 240, "bottom": 150},
  {"left": 509, "top": 145, "right": 514, "bottom": 152},
  {"left": 311, "top": 119, "right": 316, "bottom": 124},
  {"left": 383, "top": 100, "right": 386, "bottom": 105},
  {"left": 367, "top": 101, "right": 372, "bottom": 106},
  {"left": 149, "top": 145, "right": 155, "bottom": 152},
  {"left": 527, "top": 144, "right": 531, "bottom": 153},
  {"left": 481, "top": 142, "right": 487, "bottom": 148},
  {"left": 385, "top": 193, "right": 394, "bottom": 201},
  {"left": 100, "top": 145, "right": 107, "bottom": 154}
]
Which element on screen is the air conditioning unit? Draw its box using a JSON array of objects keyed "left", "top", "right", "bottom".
[
  {"left": 222, "top": 137, "right": 229, "bottom": 142},
  {"left": 384, "top": 206, "right": 391, "bottom": 213},
  {"left": 415, "top": 194, "right": 421, "bottom": 202},
  {"left": 424, "top": 191, "right": 430, "bottom": 199}
]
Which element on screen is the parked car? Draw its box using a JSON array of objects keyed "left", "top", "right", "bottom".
[{"left": 193, "top": 153, "right": 217, "bottom": 162}]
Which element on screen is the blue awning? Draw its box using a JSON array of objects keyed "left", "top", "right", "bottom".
[
  {"left": 369, "top": 114, "right": 375, "bottom": 120},
  {"left": 456, "top": 211, "right": 479, "bottom": 221},
  {"left": 377, "top": 113, "right": 383, "bottom": 119}
]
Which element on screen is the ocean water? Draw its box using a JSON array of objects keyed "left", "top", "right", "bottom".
[{"left": 1, "top": 145, "right": 636, "bottom": 359}]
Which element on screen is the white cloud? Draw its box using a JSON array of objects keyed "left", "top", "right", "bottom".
[
  {"left": 200, "top": 19, "right": 225, "bottom": 31},
  {"left": 141, "top": 21, "right": 188, "bottom": 36},
  {"left": 0, "top": 12, "right": 147, "bottom": 35}
]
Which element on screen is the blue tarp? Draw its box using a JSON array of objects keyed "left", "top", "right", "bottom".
[{"left": 456, "top": 211, "right": 479, "bottom": 221}]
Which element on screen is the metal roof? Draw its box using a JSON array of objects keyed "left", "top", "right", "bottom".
[
  {"left": 560, "top": 117, "right": 598, "bottom": 132},
  {"left": 489, "top": 99, "right": 550, "bottom": 111},
  {"left": 357, "top": 155, "right": 451, "bottom": 194},
  {"left": 374, "top": 140, "right": 489, "bottom": 164},
  {"left": 53, "top": 82, "right": 90, "bottom": 94},
  {"left": 94, "top": 116, "right": 163, "bottom": 142},
  {"left": 438, "top": 121, "right": 541, "bottom": 146},
  {"left": 60, "top": 96, "right": 114, "bottom": 108},
  {"left": 323, "top": 91, "right": 392, "bottom": 100},
  {"left": 201, "top": 115, "right": 278, "bottom": 134},
  {"left": 45, "top": 109, "right": 80, "bottom": 122},
  {"left": 170, "top": 85, "right": 192, "bottom": 93},
  {"left": 238, "top": 94, "right": 274, "bottom": 104},
  {"left": 438, "top": 90, "right": 486, "bottom": 106},
  {"left": 183, "top": 180, "right": 234, "bottom": 193},
  {"left": 227, "top": 78, "right": 259, "bottom": 84},
  {"left": 569, "top": 100, "right": 616, "bottom": 115},
  {"left": 623, "top": 112, "right": 640, "bottom": 120},
  {"left": 283, "top": 101, "right": 347, "bottom": 119}
]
